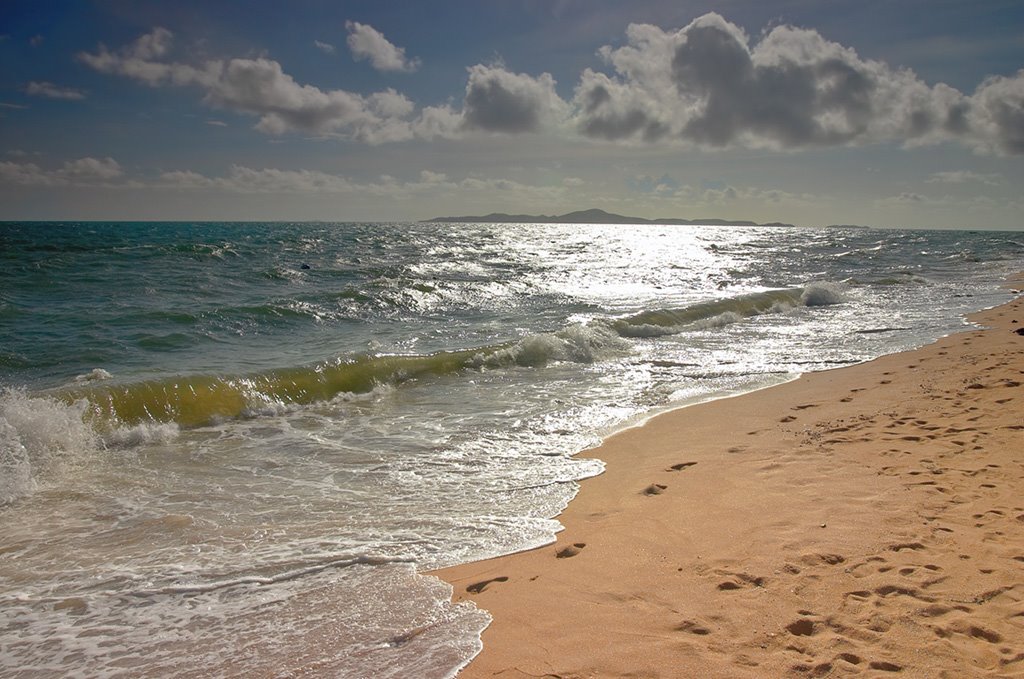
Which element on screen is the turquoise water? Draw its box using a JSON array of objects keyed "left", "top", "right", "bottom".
[{"left": 1, "top": 221, "right": 1022, "bottom": 676}]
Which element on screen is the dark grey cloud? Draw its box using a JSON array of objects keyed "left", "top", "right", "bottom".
[
  {"left": 968, "top": 71, "right": 1024, "bottom": 154},
  {"left": 460, "top": 64, "right": 564, "bottom": 133}
]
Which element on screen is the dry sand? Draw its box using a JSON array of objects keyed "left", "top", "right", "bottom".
[{"left": 437, "top": 285, "right": 1024, "bottom": 678}]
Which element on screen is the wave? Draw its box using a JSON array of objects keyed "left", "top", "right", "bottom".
[
  {"left": 37, "top": 285, "right": 843, "bottom": 431},
  {"left": 0, "top": 388, "right": 178, "bottom": 506},
  {"left": 1, "top": 284, "right": 844, "bottom": 504},
  {"left": 51, "top": 325, "right": 628, "bottom": 429},
  {"left": 0, "top": 392, "right": 94, "bottom": 505},
  {"left": 612, "top": 284, "right": 844, "bottom": 337}
]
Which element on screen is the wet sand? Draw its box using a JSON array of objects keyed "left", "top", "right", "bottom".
[{"left": 437, "top": 283, "right": 1024, "bottom": 678}]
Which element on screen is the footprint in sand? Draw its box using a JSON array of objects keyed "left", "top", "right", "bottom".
[
  {"left": 667, "top": 461, "right": 697, "bottom": 472},
  {"left": 716, "top": 572, "right": 767, "bottom": 590},
  {"left": 466, "top": 576, "right": 508, "bottom": 593},
  {"left": 868, "top": 660, "right": 903, "bottom": 672},
  {"left": 675, "top": 619, "right": 712, "bottom": 635},
  {"left": 785, "top": 618, "right": 819, "bottom": 637},
  {"left": 642, "top": 483, "right": 668, "bottom": 495},
  {"left": 889, "top": 542, "right": 926, "bottom": 552},
  {"left": 556, "top": 542, "right": 586, "bottom": 559},
  {"left": 801, "top": 552, "right": 845, "bottom": 566}
]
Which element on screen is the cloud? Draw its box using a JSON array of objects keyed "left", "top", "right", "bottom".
[
  {"left": 965, "top": 70, "right": 1024, "bottom": 155},
  {"left": 0, "top": 102, "right": 29, "bottom": 110},
  {"left": 0, "top": 157, "right": 122, "bottom": 186},
  {"left": 78, "top": 28, "right": 428, "bottom": 143},
  {"left": 157, "top": 164, "right": 568, "bottom": 202},
  {"left": 628, "top": 173, "right": 680, "bottom": 194},
  {"left": 160, "top": 165, "right": 357, "bottom": 193},
  {"left": 30, "top": 34, "right": 44, "bottom": 47},
  {"left": 570, "top": 13, "right": 1024, "bottom": 155},
  {"left": 572, "top": 14, "right": 974, "bottom": 150},
  {"left": 461, "top": 64, "right": 567, "bottom": 133},
  {"left": 313, "top": 40, "right": 335, "bottom": 54},
  {"left": 0, "top": 161, "right": 49, "bottom": 185},
  {"left": 345, "top": 21, "right": 419, "bottom": 73},
  {"left": 419, "top": 169, "right": 448, "bottom": 183},
  {"left": 410, "top": 104, "right": 462, "bottom": 139},
  {"left": 634, "top": 180, "right": 818, "bottom": 210},
  {"left": 61, "top": 157, "right": 123, "bottom": 180},
  {"left": 78, "top": 27, "right": 184, "bottom": 85},
  {"left": 78, "top": 28, "right": 557, "bottom": 141},
  {"left": 884, "top": 192, "right": 926, "bottom": 204},
  {"left": 75, "top": 18, "right": 1024, "bottom": 154},
  {"left": 25, "top": 81, "right": 86, "bottom": 100},
  {"left": 925, "top": 170, "right": 1002, "bottom": 185}
]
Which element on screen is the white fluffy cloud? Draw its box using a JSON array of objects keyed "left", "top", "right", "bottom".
[
  {"left": 77, "top": 18, "right": 1024, "bottom": 154},
  {"left": 78, "top": 27, "right": 186, "bottom": 85},
  {"left": 78, "top": 29, "right": 424, "bottom": 142},
  {"left": 345, "top": 21, "right": 419, "bottom": 73},
  {"left": 570, "top": 13, "right": 1024, "bottom": 155},
  {"left": 572, "top": 14, "right": 967, "bottom": 150},
  {"left": 25, "top": 81, "right": 86, "bottom": 100}
]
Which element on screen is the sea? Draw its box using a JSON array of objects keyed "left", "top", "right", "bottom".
[{"left": 1, "top": 221, "right": 1022, "bottom": 677}]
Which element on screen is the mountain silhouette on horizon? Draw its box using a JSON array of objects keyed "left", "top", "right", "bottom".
[{"left": 424, "top": 208, "right": 792, "bottom": 227}]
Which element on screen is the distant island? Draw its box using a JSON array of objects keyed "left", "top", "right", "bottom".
[{"left": 424, "top": 208, "right": 793, "bottom": 227}]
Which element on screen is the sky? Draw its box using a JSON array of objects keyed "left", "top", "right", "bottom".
[{"left": 1, "top": 0, "right": 1023, "bottom": 228}]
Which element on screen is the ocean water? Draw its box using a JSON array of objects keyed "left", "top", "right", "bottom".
[{"left": 1, "top": 221, "right": 1022, "bottom": 677}]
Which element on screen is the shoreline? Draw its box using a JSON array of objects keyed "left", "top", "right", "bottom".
[{"left": 436, "top": 281, "right": 1024, "bottom": 678}]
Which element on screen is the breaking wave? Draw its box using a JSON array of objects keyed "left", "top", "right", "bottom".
[
  {"left": 612, "top": 284, "right": 844, "bottom": 337},
  {"left": 0, "top": 388, "right": 178, "bottom": 506},
  {"left": 36, "top": 285, "right": 843, "bottom": 432}
]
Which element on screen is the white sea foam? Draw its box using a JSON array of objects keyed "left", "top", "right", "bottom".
[
  {"left": 475, "top": 323, "right": 629, "bottom": 368},
  {"left": 0, "top": 389, "right": 97, "bottom": 505},
  {"left": 0, "top": 388, "right": 181, "bottom": 503},
  {"left": 0, "top": 420, "right": 34, "bottom": 506},
  {"left": 73, "top": 368, "right": 113, "bottom": 383},
  {"left": 102, "top": 420, "right": 179, "bottom": 448}
]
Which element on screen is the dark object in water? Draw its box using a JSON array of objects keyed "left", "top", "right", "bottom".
[{"left": 300, "top": 263, "right": 311, "bottom": 270}]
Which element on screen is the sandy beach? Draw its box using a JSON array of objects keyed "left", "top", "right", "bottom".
[{"left": 438, "top": 282, "right": 1024, "bottom": 678}]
